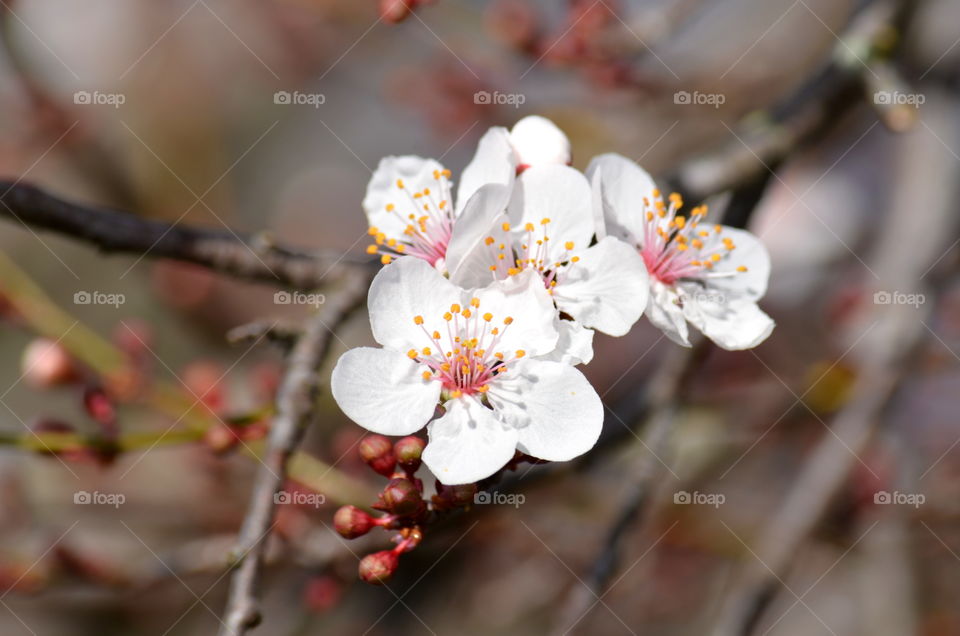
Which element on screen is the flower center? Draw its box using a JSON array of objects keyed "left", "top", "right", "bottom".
[
  {"left": 480, "top": 218, "right": 580, "bottom": 293},
  {"left": 367, "top": 169, "right": 455, "bottom": 266},
  {"left": 637, "top": 190, "right": 747, "bottom": 285},
  {"left": 407, "top": 299, "right": 525, "bottom": 397}
]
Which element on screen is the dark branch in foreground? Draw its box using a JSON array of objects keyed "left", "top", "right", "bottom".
[
  {"left": 219, "top": 268, "right": 369, "bottom": 635},
  {"left": 0, "top": 180, "right": 371, "bottom": 289}
]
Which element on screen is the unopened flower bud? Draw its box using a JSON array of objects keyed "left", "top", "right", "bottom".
[
  {"left": 21, "top": 338, "right": 76, "bottom": 389},
  {"left": 359, "top": 550, "right": 399, "bottom": 585},
  {"left": 379, "top": 0, "right": 414, "bottom": 23},
  {"left": 334, "top": 505, "right": 375, "bottom": 539},
  {"left": 394, "top": 436, "right": 425, "bottom": 472},
  {"left": 381, "top": 478, "right": 423, "bottom": 516},
  {"left": 433, "top": 481, "right": 479, "bottom": 510},
  {"left": 359, "top": 434, "right": 396, "bottom": 476}
]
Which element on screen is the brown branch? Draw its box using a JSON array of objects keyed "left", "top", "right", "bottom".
[
  {"left": 0, "top": 180, "right": 371, "bottom": 289},
  {"left": 218, "top": 268, "right": 368, "bottom": 635}
]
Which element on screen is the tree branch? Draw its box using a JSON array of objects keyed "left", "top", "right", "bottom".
[
  {"left": 218, "top": 268, "right": 368, "bottom": 635},
  {"left": 0, "top": 180, "right": 371, "bottom": 289}
]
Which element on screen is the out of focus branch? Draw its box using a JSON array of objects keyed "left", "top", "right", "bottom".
[
  {"left": 219, "top": 268, "right": 368, "bottom": 635},
  {"left": 0, "top": 180, "right": 371, "bottom": 289}
]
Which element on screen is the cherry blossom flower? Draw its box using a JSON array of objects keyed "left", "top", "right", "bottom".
[
  {"left": 362, "top": 116, "right": 569, "bottom": 271},
  {"left": 446, "top": 164, "right": 650, "bottom": 364},
  {"left": 331, "top": 257, "right": 603, "bottom": 484},
  {"left": 588, "top": 153, "right": 774, "bottom": 350}
]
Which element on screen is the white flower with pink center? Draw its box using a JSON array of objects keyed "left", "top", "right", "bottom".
[
  {"left": 446, "top": 164, "right": 650, "bottom": 365},
  {"left": 362, "top": 116, "right": 570, "bottom": 271},
  {"left": 331, "top": 257, "right": 603, "bottom": 485},
  {"left": 588, "top": 153, "right": 774, "bottom": 350}
]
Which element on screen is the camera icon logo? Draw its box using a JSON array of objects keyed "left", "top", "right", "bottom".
[
  {"left": 74, "top": 291, "right": 92, "bottom": 305},
  {"left": 73, "top": 91, "right": 92, "bottom": 105},
  {"left": 473, "top": 90, "right": 492, "bottom": 105},
  {"left": 74, "top": 490, "right": 92, "bottom": 504},
  {"left": 274, "top": 91, "right": 292, "bottom": 105},
  {"left": 874, "top": 91, "right": 892, "bottom": 105},
  {"left": 873, "top": 291, "right": 892, "bottom": 305},
  {"left": 674, "top": 91, "right": 692, "bottom": 105},
  {"left": 274, "top": 291, "right": 292, "bottom": 305},
  {"left": 673, "top": 490, "right": 691, "bottom": 504},
  {"left": 874, "top": 491, "right": 892, "bottom": 504},
  {"left": 274, "top": 491, "right": 292, "bottom": 505},
  {"left": 473, "top": 491, "right": 491, "bottom": 504}
]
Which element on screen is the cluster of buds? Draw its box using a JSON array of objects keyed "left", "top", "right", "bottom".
[{"left": 334, "top": 435, "right": 540, "bottom": 584}]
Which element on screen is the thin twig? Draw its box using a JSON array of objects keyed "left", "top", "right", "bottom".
[
  {"left": 218, "top": 268, "right": 368, "bottom": 635},
  {"left": 0, "top": 180, "right": 370, "bottom": 289}
]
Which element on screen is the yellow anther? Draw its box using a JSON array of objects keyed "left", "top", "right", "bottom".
[
  {"left": 432, "top": 330, "right": 441, "bottom": 339},
  {"left": 710, "top": 253, "right": 722, "bottom": 262},
  {"left": 714, "top": 224, "right": 722, "bottom": 233},
  {"left": 407, "top": 349, "right": 417, "bottom": 359},
  {"left": 387, "top": 238, "right": 397, "bottom": 247},
  {"left": 737, "top": 265, "right": 749, "bottom": 272},
  {"left": 491, "top": 327, "right": 500, "bottom": 335},
  {"left": 443, "top": 312, "right": 452, "bottom": 321},
  {"left": 483, "top": 312, "right": 493, "bottom": 322},
  {"left": 501, "top": 222, "right": 511, "bottom": 232},
  {"left": 422, "top": 347, "right": 431, "bottom": 356},
  {"left": 652, "top": 189, "right": 661, "bottom": 198},
  {"left": 541, "top": 217, "right": 551, "bottom": 225},
  {"left": 504, "top": 317, "right": 514, "bottom": 325},
  {"left": 494, "top": 352, "right": 504, "bottom": 360},
  {"left": 674, "top": 216, "right": 686, "bottom": 229},
  {"left": 423, "top": 188, "right": 430, "bottom": 195},
  {"left": 461, "top": 308, "right": 472, "bottom": 318},
  {"left": 441, "top": 362, "right": 451, "bottom": 371},
  {"left": 422, "top": 371, "right": 432, "bottom": 380},
  {"left": 691, "top": 239, "right": 703, "bottom": 249},
  {"left": 489, "top": 265, "right": 498, "bottom": 271},
  {"left": 524, "top": 222, "right": 535, "bottom": 232},
  {"left": 386, "top": 203, "right": 395, "bottom": 212},
  {"left": 451, "top": 390, "right": 462, "bottom": 398},
  {"left": 442, "top": 169, "right": 451, "bottom": 178},
  {"left": 507, "top": 268, "right": 519, "bottom": 275},
  {"left": 477, "top": 385, "right": 489, "bottom": 393},
  {"left": 470, "top": 297, "right": 480, "bottom": 308},
  {"left": 571, "top": 256, "right": 580, "bottom": 263},
  {"left": 485, "top": 237, "right": 495, "bottom": 246},
  {"left": 396, "top": 179, "right": 405, "bottom": 189},
  {"left": 565, "top": 241, "right": 574, "bottom": 250},
  {"left": 414, "top": 315, "right": 424, "bottom": 325},
  {"left": 646, "top": 212, "right": 654, "bottom": 222},
  {"left": 396, "top": 244, "right": 406, "bottom": 253},
  {"left": 450, "top": 304, "right": 461, "bottom": 313},
  {"left": 516, "top": 350, "right": 526, "bottom": 358},
  {"left": 439, "top": 200, "right": 447, "bottom": 209},
  {"left": 366, "top": 245, "right": 378, "bottom": 254},
  {"left": 381, "top": 255, "right": 392, "bottom": 264}
]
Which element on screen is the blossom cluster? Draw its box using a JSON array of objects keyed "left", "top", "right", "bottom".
[{"left": 332, "top": 116, "right": 774, "bottom": 485}]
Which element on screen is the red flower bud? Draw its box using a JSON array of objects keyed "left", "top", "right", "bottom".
[
  {"left": 379, "top": 0, "right": 414, "bottom": 24},
  {"left": 334, "top": 505, "right": 375, "bottom": 539},
  {"left": 359, "top": 434, "right": 396, "bottom": 476},
  {"left": 433, "top": 481, "right": 479, "bottom": 510},
  {"left": 381, "top": 478, "right": 423, "bottom": 516},
  {"left": 21, "top": 338, "right": 76, "bottom": 389},
  {"left": 394, "top": 436, "right": 425, "bottom": 472},
  {"left": 359, "top": 550, "right": 399, "bottom": 585}
]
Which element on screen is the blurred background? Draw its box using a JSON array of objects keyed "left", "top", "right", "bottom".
[{"left": 0, "top": 0, "right": 958, "bottom": 634}]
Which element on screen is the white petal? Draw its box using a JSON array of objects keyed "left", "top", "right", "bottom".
[
  {"left": 487, "top": 359, "right": 603, "bottom": 462},
  {"left": 508, "top": 164, "right": 595, "bottom": 263},
  {"left": 457, "top": 127, "right": 516, "bottom": 211},
  {"left": 538, "top": 320, "right": 595, "bottom": 365},
  {"left": 423, "top": 397, "right": 519, "bottom": 485},
  {"left": 368, "top": 257, "right": 461, "bottom": 351},
  {"left": 509, "top": 116, "right": 570, "bottom": 167},
  {"left": 682, "top": 293, "right": 774, "bottom": 350},
  {"left": 363, "top": 156, "right": 447, "bottom": 239},
  {"left": 552, "top": 236, "right": 649, "bottom": 337},
  {"left": 586, "top": 153, "right": 656, "bottom": 246},
  {"left": 646, "top": 281, "right": 690, "bottom": 346},
  {"left": 471, "top": 269, "right": 558, "bottom": 357},
  {"left": 445, "top": 183, "right": 511, "bottom": 278},
  {"left": 331, "top": 347, "right": 441, "bottom": 436},
  {"left": 702, "top": 227, "right": 771, "bottom": 302}
]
